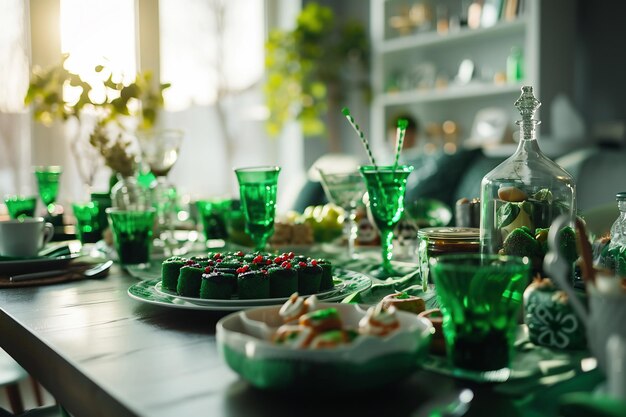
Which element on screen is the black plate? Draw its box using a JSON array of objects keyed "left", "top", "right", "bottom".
[{"left": 0, "top": 254, "right": 81, "bottom": 275}]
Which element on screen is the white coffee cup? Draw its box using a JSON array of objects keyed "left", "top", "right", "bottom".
[{"left": 0, "top": 217, "right": 55, "bottom": 257}]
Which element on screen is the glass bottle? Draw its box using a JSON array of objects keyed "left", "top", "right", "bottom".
[
  {"left": 506, "top": 46, "right": 524, "bottom": 83},
  {"left": 599, "top": 192, "right": 626, "bottom": 275},
  {"left": 479, "top": 86, "right": 576, "bottom": 256}
]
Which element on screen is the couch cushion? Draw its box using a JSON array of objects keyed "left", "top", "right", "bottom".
[
  {"left": 556, "top": 145, "right": 626, "bottom": 213},
  {"left": 403, "top": 148, "right": 483, "bottom": 210}
]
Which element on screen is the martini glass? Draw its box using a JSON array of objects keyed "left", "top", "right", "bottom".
[
  {"left": 234, "top": 166, "right": 281, "bottom": 251},
  {"left": 359, "top": 165, "right": 414, "bottom": 279},
  {"left": 34, "top": 166, "right": 62, "bottom": 224},
  {"left": 137, "top": 129, "right": 184, "bottom": 253},
  {"left": 318, "top": 168, "right": 366, "bottom": 259}
]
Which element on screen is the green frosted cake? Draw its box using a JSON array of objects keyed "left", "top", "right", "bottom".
[
  {"left": 200, "top": 271, "right": 237, "bottom": 299},
  {"left": 294, "top": 261, "right": 323, "bottom": 295},
  {"left": 268, "top": 263, "right": 298, "bottom": 298},
  {"left": 216, "top": 259, "right": 243, "bottom": 275},
  {"left": 177, "top": 263, "right": 206, "bottom": 297},
  {"left": 315, "top": 258, "right": 333, "bottom": 291},
  {"left": 238, "top": 270, "right": 270, "bottom": 299},
  {"left": 160, "top": 250, "right": 333, "bottom": 300},
  {"left": 189, "top": 256, "right": 212, "bottom": 267},
  {"left": 161, "top": 256, "right": 189, "bottom": 291}
]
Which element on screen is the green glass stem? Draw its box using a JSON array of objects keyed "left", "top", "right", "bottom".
[
  {"left": 347, "top": 208, "right": 358, "bottom": 259},
  {"left": 251, "top": 233, "right": 269, "bottom": 252},
  {"left": 380, "top": 227, "right": 395, "bottom": 275}
]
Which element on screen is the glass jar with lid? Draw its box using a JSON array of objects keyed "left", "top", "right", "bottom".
[
  {"left": 479, "top": 86, "right": 576, "bottom": 258},
  {"left": 417, "top": 227, "right": 480, "bottom": 291}
]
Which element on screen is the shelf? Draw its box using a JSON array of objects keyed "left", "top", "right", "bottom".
[
  {"left": 379, "top": 19, "right": 526, "bottom": 54},
  {"left": 378, "top": 83, "right": 524, "bottom": 106}
]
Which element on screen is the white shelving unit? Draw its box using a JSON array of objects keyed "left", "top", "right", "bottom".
[{"left": 369, "top": 0, "right": 576, "bottom": 160}]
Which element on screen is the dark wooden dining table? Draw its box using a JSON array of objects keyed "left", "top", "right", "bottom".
[{"left": 0, "top": 262, "right": 601, "bottom": 417}]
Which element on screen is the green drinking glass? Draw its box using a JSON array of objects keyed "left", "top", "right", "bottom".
[
  {"left": 195, "top": 198, "right": 230, "bottom": 241},
  {"left": 429, "top": 254, "right": 530, "bottom": 372},
  {"left": 34, "top": 166, "right": 62, "bottom": 216},
  {"left": 4, "top": 195, "right": 37, "bottom": 220},
  {"left": 359, "top": 165, "right": 414, "bottom": 278},
  {"left": 106, "top": 207, "right": 156, "bottom": 266},
  {"left": 234, "top": 166, "right": 281, "bottom": 251},
  {"left": 72, "top": 201, "right": 104, "bottom": 244}
]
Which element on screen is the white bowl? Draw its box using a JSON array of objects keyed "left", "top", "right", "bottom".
[{"left": 216, "top": 302, "right": 433, "bottom": 391}]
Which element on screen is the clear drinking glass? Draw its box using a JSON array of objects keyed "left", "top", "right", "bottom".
[
  {"left": 359, "top": 165, "right": 414, "bottom": 278},
  {"left": 318, "top": 169, "right": 365, "bottom": 259},
  {"left": 234, "top": 166, "right": 281, "bottom": 251}
]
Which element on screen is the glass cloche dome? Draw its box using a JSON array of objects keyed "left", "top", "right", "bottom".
[{"left": 479, "top": 86, "right": 576, "bottom": 256}]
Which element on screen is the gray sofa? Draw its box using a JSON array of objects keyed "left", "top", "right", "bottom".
[{"left": 292, "top": 143, "right": 626, "bottom": 237}]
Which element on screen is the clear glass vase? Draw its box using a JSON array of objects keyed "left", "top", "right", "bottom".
[
  {"left": 479, "top": 86, "right": 576, "bottom": 263},
  {"left": 137, "top": 128, "right": 184, "bottom": 254},
  {"left": 110, "top": 173, "right": 151, "bottom": 211}
]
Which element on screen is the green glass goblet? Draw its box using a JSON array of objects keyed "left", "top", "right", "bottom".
[
  {"left": 429, "top": 254, "right": 530, "bottom": 373},
  {"left": 359, "top": 165, "right": 414, "bottom": 278},
  {"left": 34, "top": 166, "right": 62, "bottom": 218},
  {"left": 4, "top": 195, "right": 37, "bottom": 220},
  {"left": 234, "top": 166, "right": 281, "bottom": 251}
]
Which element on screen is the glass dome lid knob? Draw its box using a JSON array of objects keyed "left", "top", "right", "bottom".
[{"left": 514, "top": 85, "right": 542, "bottom": 140}]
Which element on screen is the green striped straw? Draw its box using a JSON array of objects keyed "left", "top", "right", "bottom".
[
  {"left": 341, "top": 107, "right": 379, "bottom": 169},
  {"left": 341, "top": 106, "right": 387, "bottom": 202},
  {"left": 392, "top": 118, "right": 408, "bottom": 173}
]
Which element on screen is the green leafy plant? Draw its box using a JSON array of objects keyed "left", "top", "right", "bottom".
[
  {"left": 264, "top": 2, "right": 369, "bottom": 142},
  {"left": 24, "top": 54, "right": 170, "bottom": 185}
]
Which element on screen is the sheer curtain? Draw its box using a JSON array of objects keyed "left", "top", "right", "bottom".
[
  {"left": 3, "top": 0, "right": 304, "bottom": 214},
  {"left": 159, "top": 0, "right": 275, "bottom": 200},
  {"left": 0, "top": 0, "right": 31, "bottom": 201}
]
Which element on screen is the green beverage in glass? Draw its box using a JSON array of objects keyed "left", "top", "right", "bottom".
[
  {"left": 234, "top": 166, "right": 281, "bottom": 251},
  {"left": 359, "top": 165, "right": 414, "bottom": 278},
  {"left": 318, "top": 169, "right": 366, "bottom": 259},
  {"left": 5, "top": 195, "right": 37, "bottom": 219},
  {"left": 72, "top": 201, "right": 104, "bottom": 244},
  {"left": 195, "top": 198, "right": 230, "bottom": 241},
  {"left": 429, "top": 254, "right": 530, "bottom": 372},
  {"left": 34, "top": 166, "right": 62, "bottom": 217},
  {"left": 106, "top": 208, "right": 156, "bottom": 265}
]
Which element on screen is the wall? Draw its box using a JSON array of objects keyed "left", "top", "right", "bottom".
[
  {"left": 302, "top": 0, "right": 372, "bottom": 169},
  {"left": 574, "top": 0, "right": 626, "bottom": 143}
]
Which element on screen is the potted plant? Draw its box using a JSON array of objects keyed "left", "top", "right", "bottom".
[
  {"left": 24, "top": 54, "right": 170, "bottom": 196},
  {"left": 264, "top": 2, "right": 370, "bottom": 151}
]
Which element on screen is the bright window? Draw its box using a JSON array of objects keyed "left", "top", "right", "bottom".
[
  {"left": 160, "top": 0, "right": 265, "bottom": 111},
  {"left": 0, "top": 0, "right": 29, "bottom": 113},
  {"left": 60, "top": 0, "right": 137, "bottom": 104}
]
